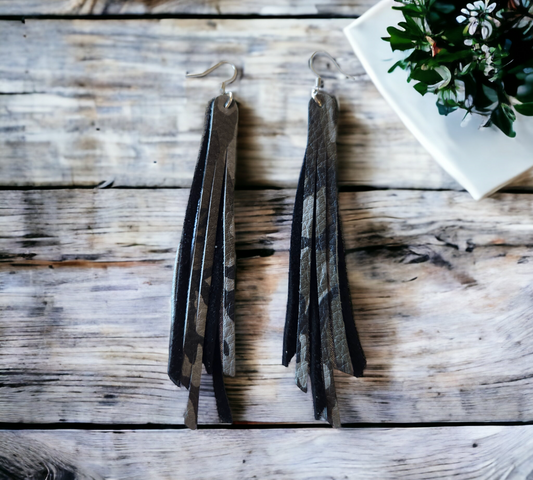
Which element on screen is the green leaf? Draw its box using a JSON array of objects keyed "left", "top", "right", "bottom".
[
  {"left": 432, "top": 49, "right": 472, "bottom": 63},
  {"left": 475, "top": 84, "right": 499, "bottom": 109},
  {"left": 502, "top": 103, "right": 516, "bottom": 123},
  {"left": 490, "top": 105, "right": 517, "bottom": 138},
  {"left": 410, "top": 67, "right": 443, "bottom": 84},
  {"left": 516, "top": 73, "right": 533, "bottom": 103},
  {"left": 414, "top": 82, "right": 429, "bottom": 95},
  {"left": 432, "top": 1, "right": 455, "bottom": 14},
  {"left": 403, "top": 15, "right": 424, "bottom": 36},
  {"left": 458, "top": 62, "right": 474, "bottom": 75},
  {"left": 515, "top": 102, "right": 533, "bottom": 116},
  {"left": 388, "top": 59, "right": 409, "bottom": 73},
  {"left": 385, "top": 27, "right": 418, "bottom": 51},
  {"left": 393, "top": 4, "right": 425, "bottom": 17},
  {"left": 386, "top": 26, "right": 417, "bottom": 40},
  {"left": 508, "top": 60, "right": 533, "bottom": 76},
  {"left": 436, "top": 101, "right": 458, "bottom": 115},
  {"left": 482, "top": 84, "right": 499, "bottom": 103}
]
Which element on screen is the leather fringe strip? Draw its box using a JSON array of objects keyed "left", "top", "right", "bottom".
[
  {"left": 168, "top": 95, "right": 238, "bottom": 429},
  {"left": 283, "top": 92, "right": 366, "bottom": 427}
]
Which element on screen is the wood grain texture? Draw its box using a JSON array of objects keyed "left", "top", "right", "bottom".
[
  {"left": 2, "top": 189, "right": 533, "bottom": 425},
  {"left": 2, "top": 427, "right": 533, "bottom": 479},
  {"left": 0, "top": 0, "right": 378, "bottom": 16},
  {"left": 0, "top": 18, "right": 489, "bottom": 191}
]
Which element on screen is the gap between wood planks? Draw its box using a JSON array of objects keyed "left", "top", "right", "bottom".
[
  {"left": 0, "top": 14, "right": 361, "bottom": 21},
  {"left": 3, "top": 421, "right": 533, "bottom": 430},
  {"left": 1, "top": 185, "right": 533, "bottom": 196}
]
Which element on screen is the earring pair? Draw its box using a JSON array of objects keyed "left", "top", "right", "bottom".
[{"left": 167, "top": 52, "right": 365, "bottom": 429}]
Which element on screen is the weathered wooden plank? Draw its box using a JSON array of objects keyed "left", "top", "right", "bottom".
[
  {"left": 2, "top": 189, "right": 533, "bottom": 425},
  {"left": 0, "top": 1, "right": 378, "bottom": 16},
  {"left": 0, "top": 18, "right": 484, "bottom": 191},
  {"left": 2, "top": 426, "right": 533, "bottom": 479}
]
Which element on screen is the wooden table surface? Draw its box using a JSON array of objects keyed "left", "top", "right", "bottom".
[{"left": 2, "top": 2, "right": 533, "bottom": 479}]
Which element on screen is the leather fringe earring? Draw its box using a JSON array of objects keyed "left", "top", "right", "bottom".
[
  {"left": 168, "top": 62, "right": 239, "bottom": 429},
  {"left": 282, "top": 51, "right": 366, "bottom": 427}
]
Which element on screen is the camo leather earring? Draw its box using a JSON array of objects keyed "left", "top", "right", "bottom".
[
  {"left": 282, "top": 51, "right": 366, "bottom": 427},
  {"left": 168, "top": 62, "right": 239, "bottom": 429}
]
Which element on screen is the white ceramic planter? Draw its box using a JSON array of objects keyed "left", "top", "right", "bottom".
[{"left": 344, "top": 0, "right": 533, "bottom": 200}]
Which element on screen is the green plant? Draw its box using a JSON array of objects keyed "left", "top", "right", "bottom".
[{"left": 383, "top": 0, "right": 533, "bottom": 137}]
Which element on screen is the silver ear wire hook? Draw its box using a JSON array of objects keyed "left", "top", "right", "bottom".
[
  {"left": 308, "top": 51, "right": 356, "bottom": 106},
  {"left": 186, "top": 61, "right": 238, "bottom": 108}
]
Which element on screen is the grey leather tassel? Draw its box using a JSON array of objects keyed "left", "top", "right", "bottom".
[
  {"left": 283, "top": 91, "right": 366, "bottom": 427},
  {"left": 168, "top": 94, "right": 238, "bottom": 429}
]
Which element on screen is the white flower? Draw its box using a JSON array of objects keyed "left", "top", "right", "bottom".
[
  {"left": 481, "top": 44, "right": 496, "bottom": 76},
  {"left": 517, "top": 16, "right": 533, "bottom": 31},
  {"left": 440, "top": 79, "right": 467, "bottom": 103},
  {"left": 456, "top": 0, "right": 499, "bottom": 39},
  {"left": 427, "top": 66, "right": 452, "bottom": 92},
  {"left": 480, "top": 19, "right": 495, "bottom": 39}
]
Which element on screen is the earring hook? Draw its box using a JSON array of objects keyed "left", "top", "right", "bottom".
[
  {"left": 308, "top": 51, "right": 356, "bottom": 106},
  {"left": 186, "top": 61, "right": 238, "bottom": 108}
]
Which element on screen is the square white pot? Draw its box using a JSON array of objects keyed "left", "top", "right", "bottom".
[{"left": 344, "top": 0, "right": 533, "bottom": 200}]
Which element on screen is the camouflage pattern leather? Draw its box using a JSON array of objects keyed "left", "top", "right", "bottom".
[
  {"left": 168, "top": 101, "right": 212, "bottom": 390},
  {"left": 168, "top": 95, "right": 238, "bottom": 429},
  {"left": 283, "top": 92, "right": 365, "bottom": 428},
  {"left": 222, "top": 116, "right": 237, "bottom": 378},
  {"left": 319, "top": 96, "right": 353, "bottom": 376},
  {"left": 295, "top": 147, "right": 314, "bottom": 393}
]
